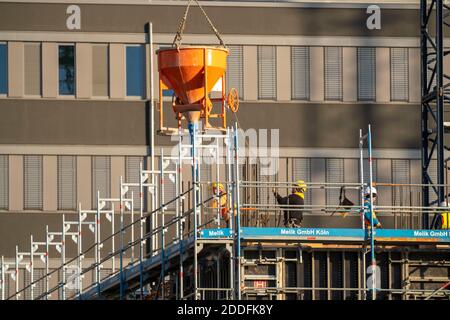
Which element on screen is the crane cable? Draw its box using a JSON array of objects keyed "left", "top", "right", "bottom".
[{"left": 172, "top": 0, "right": 226, "bottom": 49}]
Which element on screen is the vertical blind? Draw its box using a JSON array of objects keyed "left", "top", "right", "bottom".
[
  {"left": 259, "top": 157, "right": 278, "bottom": 206},
  {"left": 324, "top": 47, "right": 343, "bottom": 101},
  {"left": 292, "top": 158, "right": 312, "bottom": 204},
  {"left": 357, "top": 47, "right": 376, "bottom": 101},
  {"left": 258, "top": 46, "right": 276, "bottom": 100},
  {"left": 58, "top": 156, "right": 76, "bottom": 210},
  {"left": 361, "top": 158, "right": 377, "bottom": 185},
  {"left": 92, "top": 156, "right": 111, "bottom": 208},
  {"left": 0, "top": 155, "right": 8, "bottom": 210},
  {"left": 326, "top": 158, "right": 344, "bottom": 205},
  {"left": 24, "top": 155, "right": 43, "bottom": 210},
  {"left": 125, "top": 156, "right": 144, "bottom": 210},
  {"left": 390, "top": 48, "right": 409, "bottom": 101},
  {"left": 92, "top": 44, "right": 109, "bottom": 97},
  {"left": 226, "top": 45, "right": 243, "bottom": 99},
  {"left": 291, "top": 46, "right": 310, "bottom": 100},
  {"left": 24, "top": 43, "right": 41, "bottom": 96}
]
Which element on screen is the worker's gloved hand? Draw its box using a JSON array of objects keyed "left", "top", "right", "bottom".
[
  {"left": 272, "top": 188, "right": 277, "bottom": 196},
  {"left": 376, "top": 223, "right": 382, "bottom": 228}
]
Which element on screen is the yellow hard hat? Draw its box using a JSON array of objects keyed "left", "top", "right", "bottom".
[
  {"left": 295, "top": 180, "right": 307, "bottom": 192},
  {"left": 212, "top": 182, "right": 225, "bottom": 191}
]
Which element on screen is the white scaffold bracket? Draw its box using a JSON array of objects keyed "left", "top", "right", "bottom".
[
  {"left": 106, "top": 212, "right": 112, "bottom": 223},
  {"left": 142, "top": 172, "right": 150, "bottom": 184},
  {"left": 169, "top": 173, "right": 176, "bottom": 183},
  {"left": 40, "top": 254, "right": 46, "bottom": 264},
  {"left": 80, "top": 212, "right": 87, "bottom": 222},
  {"left": 32, "top": 245, "right": 38, "bottom": 253},
  {"left": 121, "top": 185, "right": 129, "bottom": 197},
  {"left": 71, "top": 234, "right": 78, "bottom": 244},
  {"left": 98, "top": 201, "right": 106, "bottom": 211},
  {"left": 89, "top": 224, "right": 95, "bottom": 234},
  {"left": 162, "top": 159, "right": 170, "bottom": 170},
  {"left": 56, "top": 245, "right": 62, "bottom": 254},
  {"left": 64, "top": 224, "right": 71, "bottom": 233},
  {"left": 125, "top": 201, "right": 132, "bottom": 211}
]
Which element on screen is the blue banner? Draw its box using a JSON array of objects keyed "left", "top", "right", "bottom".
[{"left": 199, "top": 227, "right": 450, "bottom": 242}]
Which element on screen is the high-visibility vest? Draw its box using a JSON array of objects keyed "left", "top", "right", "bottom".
[{"left": 442, "top": 212, "right": 450, "bottom": 229}]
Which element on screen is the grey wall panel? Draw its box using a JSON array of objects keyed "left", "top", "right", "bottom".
[
  {"left": 43, "top": 155, "right": 57, "bottom": 211},
  {"left": 0, "top": 99, "right": 149, "bottom": 145},
  {"left": 24, "top": 43, "right": 41, "bottom": 96},
  {"left": 9, "top": 155, "right": 22, "bottom": 211},
  {"left": 0, "top": 100, "right": 421, "bottom": 149},
  {"left": 229, "top": 102, "right": 421, "bottom": 149},
  {"left": 0, "top": 4, "right": 420, "bottom": 37}
]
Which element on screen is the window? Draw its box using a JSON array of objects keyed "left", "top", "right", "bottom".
[
  {"left": 92, "top": 44, "right": 109, "bottom": 97},
  {"left": 0, "top": 43, "right": 7, "bottom": 94},
  {"left": 258, "top": 46, "right": 276, "bottom": 100},
  {"left": 226, "top": 45, "right": 244, "bottom": 99},
  {"left": 92, "top": 156, "right": 110, "bottom": 208},
  {"left": 391, "top": 48, "right": 409, "bottom": 101},
  {"left": 126, "top": 45, "right": 145, "bottom": 97},
  {"left": 58, "top": 45, "right": 75, "bottom": 95},
  {"left": 24, "top": 43, "right": 42, "bottom": 96},
  {"left": 24, "top": 155, "right": 43, "bottom": 210},
  {"left": 324, "top": 47, "right": 343, "bottom": 101},
  {"left": 326, "top": 158, "right": 344, "bottom": 205},
  {"left": 357, "top": 47, "right": 376, "bottom": 101},
  {"left": 0, "top": 155, "right": 8, "bottom": 210},
  {"left": 292, "top": 158, "right": 312, "bottom": 205},
  {"left": 291, "top": 47, "right": 310, "bottom": 100},
  {"left": 125, "top": 156, "right": 145, "bottom": 210},
  {"left": 58, "top": 156, "right": 76, "bottom": 210}
]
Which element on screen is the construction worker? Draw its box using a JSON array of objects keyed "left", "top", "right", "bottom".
[
  {"left": 272, "top": 180, "right": 307, "bottom": 228},
  {"left": 436, "top": 202, "right": 450, "bottom": 229},
  {"left": 363, "top": 186, "right": 382, "bottom": 229},
  {"left": 211, "top": 182, "right": 231, "bottom": 225}
]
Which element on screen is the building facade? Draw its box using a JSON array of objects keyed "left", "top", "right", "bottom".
[{"left": 0, "top": 0, "right": 441, "bottom": 298}]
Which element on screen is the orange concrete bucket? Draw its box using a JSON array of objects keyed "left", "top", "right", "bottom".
[{"left": 157, "top": 46, "right": 229, "bottom": 105}]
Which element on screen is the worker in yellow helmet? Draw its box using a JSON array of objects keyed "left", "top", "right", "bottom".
[
  {"left": 211, "top": 182, "right": 231, "bottom": 226},
  {"left": 437, "top": 202, "right": 450, "bottom": 229},
  {"left": 272, "top": 180, "right": 307, "bottom": 228}
]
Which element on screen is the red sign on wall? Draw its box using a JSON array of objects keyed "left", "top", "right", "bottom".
[{"left": 254, "top": 280, "right": 267, "bottom": 288}]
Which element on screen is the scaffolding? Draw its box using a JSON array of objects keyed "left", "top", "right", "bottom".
[{"left": 1, "top": 124, "right": 450, "bottom": 301}]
